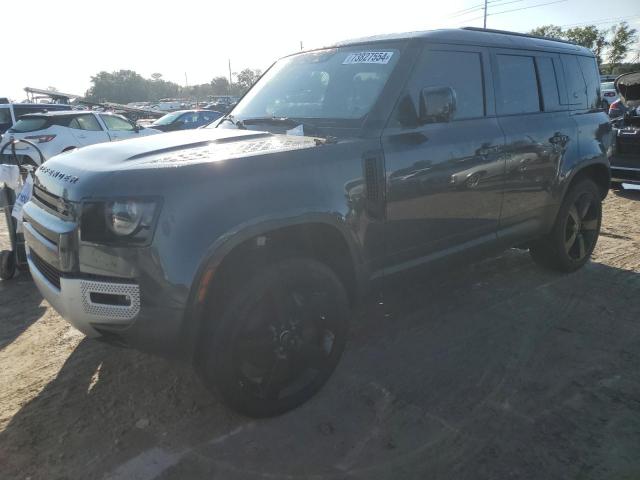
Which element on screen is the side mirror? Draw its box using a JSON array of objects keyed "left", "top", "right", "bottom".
[{"left": 419, "top": 86, "right": 456, "bottom": 124}]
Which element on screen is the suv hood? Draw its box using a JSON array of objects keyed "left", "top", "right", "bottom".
[
  {"left": 42, "top": 127, "right": 319, "bottom": 173},
  {"left": 615, "top": 72, "right": 640, "bottom": 108}
]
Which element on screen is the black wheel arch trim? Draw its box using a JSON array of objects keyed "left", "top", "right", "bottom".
[{"left": 181, "top": 210, "right": 366, "bottom": 362}]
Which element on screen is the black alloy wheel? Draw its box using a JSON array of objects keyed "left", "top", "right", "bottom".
[
  {"left": 563, "top": 192, "right": 599, "bottom": 262},
  {"left": 530, "top": 178, "right": 602, "bottom": 272},
  {"left": 199, "top": 258, "right": 349, "bottom": 417}
]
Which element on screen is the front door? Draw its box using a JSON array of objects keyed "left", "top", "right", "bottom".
[
  {"left": 99, "top": 114, "right": 138, "bottom": 141},
  {"left": 68, "top": 114, "right": 110, "bottom": 146},
  {"left": 382, "top": 44, "right": 505, "bottom": 270}
]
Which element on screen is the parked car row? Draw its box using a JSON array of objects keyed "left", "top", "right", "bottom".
[{"left": 0, "top": 111, "right": 160, "bottom": 165}]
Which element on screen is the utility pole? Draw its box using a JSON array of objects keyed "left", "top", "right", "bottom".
[
  {"left": 228, "top": 59, "right": 232, "bottom": 95},
  {"left": 300, "top": 41, "right": 303, "bottom": 51},
  {"left": 483, "top": 0, "right": 488, "bottom": 28}
]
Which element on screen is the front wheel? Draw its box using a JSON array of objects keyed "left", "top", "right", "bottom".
[
  {"left": 0, "top": 250, "right": 16, "bottom": 280},
  {"left": 530, "top": 178, "right": 602, "bottom": 272},
  {"left": 198, "top": 258, "right": 350, "bottom": 417}
]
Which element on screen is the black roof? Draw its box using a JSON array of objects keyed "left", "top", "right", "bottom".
[{"left": 333, "top": 27, "right": 593, "bottom": 56}]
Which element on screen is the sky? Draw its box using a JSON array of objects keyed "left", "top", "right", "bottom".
[{"left": 2, "top": 0, "right": 639, "bottom": 101}]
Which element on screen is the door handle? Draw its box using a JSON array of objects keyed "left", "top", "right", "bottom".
[{"left": 549, "top": 134, "right": 569, "bottom": 146}]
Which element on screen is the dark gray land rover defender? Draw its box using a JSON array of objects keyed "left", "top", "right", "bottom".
[{"left": 23, "top": 28, "right": 611, "bottom": 417}]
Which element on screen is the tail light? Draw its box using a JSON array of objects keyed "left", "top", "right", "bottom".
[
  {"left": 604, "top": 92, "right": 616, "bottom": 97},
  {"left": 24, "top": 134, "right": 56, "bottom": 143}
]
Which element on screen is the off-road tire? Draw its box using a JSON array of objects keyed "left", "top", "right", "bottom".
[
  {"left": 198, "top": 257, "right": 349, "bottom": 417},
  {"left": 530, "top": 178, "right": 602, "bottom": 273}
]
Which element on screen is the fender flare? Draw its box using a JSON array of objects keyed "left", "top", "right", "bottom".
[{"left": 182, "top": 210, "right": 365, "bottom": 360}]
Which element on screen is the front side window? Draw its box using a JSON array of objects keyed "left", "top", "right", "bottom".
[
  {"left": 496, "top": 54, "right": 541, "bottom": 115},
  {"left": 101, "top": 115, "right": 134, "bottom": 131},
  {"left": 391, "top": 49, "right": 485, "bottom": 127},
  {"left": 227, "top": 47, "right": 400, "bottom": 122},
  {"left": 76, "top": 114, "right": 102, "bottom": 131},
  {"left": 180, "top": 112, "right": 199, "bottom": 124}
]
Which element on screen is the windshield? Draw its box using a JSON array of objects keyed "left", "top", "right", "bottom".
[
  {"left": 152, "top": 111, "right": 184, "bottom": 126},
  {"left": 9, "top": 117, "right": 48, "bottom": 133},
  {"left": 602, "top": 82, "right": 615, "bottom": 90},
  {"left": 226, "top": 47, "right": 400, "bottom": 123}
]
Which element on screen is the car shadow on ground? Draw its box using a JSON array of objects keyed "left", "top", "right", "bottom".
[
  {"left": 612, "top": 187, "right": 640, "bottom": 200},
  {"left": 0, "top": 271, "right": 46, "bottom": 351},
  {"left": 2, "top": 250, "right": 640, "bottom": 480}
]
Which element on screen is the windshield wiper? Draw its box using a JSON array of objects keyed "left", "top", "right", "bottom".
[
  {"left": 217, "top": 114, "right": 246, "bottom": 129},
  {"left": 230, "top": 117, "right": 336, "bottom": 144},
  {"left": 240, "top": 117, "right": 321, "bottom": 135}
]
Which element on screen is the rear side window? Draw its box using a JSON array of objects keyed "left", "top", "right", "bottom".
[
  {"left": 560, "top": 55, "right": 587, "bottom": 108},
  {"left": 495, "top": 55, "right": 540, "bottom": 115},
  {"left": 10, "top": 117, "right": 49, "bottom": 132},
  {"left": 577, "top": 56, "right": 601, "bottom": 110},
  {"left": 535, "top": 56, "right": 565, "bottom": 111}
]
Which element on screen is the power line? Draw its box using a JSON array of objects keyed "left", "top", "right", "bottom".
[
  {"left": 560, "top": 14, "right": 640, "bottom": 29},
  {"left": 463, "top": 0, "right": 568, "bottom": 23},
  {"left": 449, "top": 0, "right": 525, "bottom": 19}
]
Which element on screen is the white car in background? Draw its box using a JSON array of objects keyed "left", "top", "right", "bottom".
[
  {"left": 601, "top": 81, "right": 619, "bottom": 109},
  {"left": 0, "top": 111, "right": 160, "bottom": 165}
]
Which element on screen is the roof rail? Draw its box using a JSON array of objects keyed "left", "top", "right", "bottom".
[{"left": 461, "top": 27, "right": 577, "bottom": 46}]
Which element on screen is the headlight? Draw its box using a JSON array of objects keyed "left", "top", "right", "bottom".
[
  {"left": 81, "top": 198, "right": 160, "bottom": 245},
  {"left": 105, "top": 200, "right": 151, "bottom": 236}
]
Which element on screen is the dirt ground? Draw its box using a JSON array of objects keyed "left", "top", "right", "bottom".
[{"left": 1, "top": 189, "right": 640, "bottom": 480}]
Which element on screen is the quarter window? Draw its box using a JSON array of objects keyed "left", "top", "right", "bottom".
[
  {"left": 560, "top": 55, "right": 587, "bottom": 108},
  {"left": 495, "top": 55, "right": 540, "bottom": 115},
  {"left": 577, "top": 56, "right": 601, "bottom": 109}
]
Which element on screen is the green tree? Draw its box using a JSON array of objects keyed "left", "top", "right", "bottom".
[
  {"left": 607, "top": 22, "right": 638, "bottom": 73},
  {"left": 234, "top": 68, "right": 262, "bottom": 93},
  {"left": 529, "top": 25, "right": 564, "bottom": 39},
  {"left": 565, "top": 25, "right": 608, "bottom": 64},
  {"left": 210, "top": 76, "right": 230, "bottom": 95}
]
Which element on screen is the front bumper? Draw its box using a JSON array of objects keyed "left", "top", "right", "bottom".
[{"left": 26, "top": 246, "right": 140, "bottom": 337}]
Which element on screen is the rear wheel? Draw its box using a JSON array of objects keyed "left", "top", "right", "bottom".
[
  {"left": 530, "top": 178, "right": 601, "bottom": 272},
  {"left": 198, "top": 258, "right": 349, "bottom": 417}
]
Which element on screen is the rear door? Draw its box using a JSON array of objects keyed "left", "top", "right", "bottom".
[
  {"left": 382, "top": 44, "right": 505, "bottom": 268},
  {"left": 99, "top": 114, "right": 138, "bottom": 141},
  {"left": 492, "top": 50, "right": 577, "bottom": 240},
  {"left": 68, "top": 114, "right": 110, "bottom": 146}
]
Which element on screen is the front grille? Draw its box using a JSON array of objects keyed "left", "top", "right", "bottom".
[
  {"left": 31, "top": 185, "right": 73, "bottom": 220},
  {"left": 30, "top": 249, "right": 62, "bottom": 289}
]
